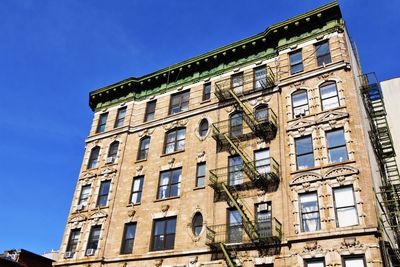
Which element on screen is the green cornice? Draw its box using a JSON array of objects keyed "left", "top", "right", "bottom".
[{"left": 89, "top": 1, "right": 342, "bottom": 111}]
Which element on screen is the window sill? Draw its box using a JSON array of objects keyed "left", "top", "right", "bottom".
[
  {"left": 148, "top": 249, "right": 175, "bottom": 254},
  {"left": 200, "top": 99, "right": 211, "bottom": 104},
  {"left": 154, "top": 196, "right": 180, "bottom": 202},
  {"left": 160, "top": 150, "right": 185, "bottom": 157},
  {"left": 291, "top": 160, "right": 355, "bottom": 175},
  {"left": 135, "top": 158, "right": 147, "bottom": 163},
  {"left": 193, "top": 186, "right": 206, "bottom": 191},
  {"left": 126, "top": 202, "right": 141, "bottom": 207}
]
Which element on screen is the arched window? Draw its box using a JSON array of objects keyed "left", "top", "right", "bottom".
[
  {"left": 164, "top": 128, "right": 186, "bottom": 154},
  {"left": 199, "top": 119, "right": 209, "bottom": 137},
  {"left": 192, "top": 212, "right": 203, "bottom": 236},
  {"left": 107, "top": 141, "right": 119, "bottom": 164},
  {"left": 229, "top": 112, "right": 243, "bottom": 137},
  {"left": 320, "top": 81, "right": 339, "bottom": 110},
  {"left": 137, "top": 137, "right": 150, "bottom": 160},
  {"left": 88, "top": 146, "right": 100, "bottom": 169},
  {"left": 291, "top": 90, "right": 309, "bottom": 118},
  {"left": 255, "top": 105, "right": 269, "bottom": 123}
]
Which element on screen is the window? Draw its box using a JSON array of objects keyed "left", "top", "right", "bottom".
[
  {"left": 295, "top": 136, "right": 314, "bottom": 170},
  {"left": 164, "top": 128, "right": 185, "bottom": 154},
  {"left": 333, "top": 186, "right": 358, "bottom": 227},
  {"left": 326, "top": 128, "right": 348, "bottom": 163},
  {"left": 169, "top": 90, "right": 190, "bottom": 115},
  {"left": 114, "top": 107, "right": 127, "bottom": 128},
  {"left": 305, "top": 258, "right": 325, "bottom": 267},
  {"left": 292, "top": 90, "right": 309, "bottom": 117},
  {"left": 228, "top": 156, "right": 243, "bottom": 186},
  {"left": 196, "top": 163, "right": 206, "bottom": 187},
  {"left": 228, "top": 209, "right": 243, "bottom": 243},
  {"left": 255, "top": 105, "right": 269, "bottom": 123},
  {"left": 290, "top": 50, "right": 303, "bottom": 75},
  {"left": 144, "top": 100, "right": 156, "bottom": 122},
  {"left": 231, "top": 72, "right": 243, "bottom": 94},
  {"left": 229, "top": 112, "right": 243, "bottom": 137},
  {"left": 343, "top": 256, "right": 366, "bottom": 267},
  {"left": 315, "top": 40, "right": 332, "bottom": 66},
  {"left": 151, "top": 217, "right": 177, "bottom": 251},
  {"left": 254, "top": 149, "right": 270, "bottom": 175},
  {"left": 66, "top": 229, "right": 80, "bottom": 255},
  {"left": 254, "top": 66, "right": 267, "bottom": 90},
  {"left": 158, "top": 168, "right": 181, "bottom": 199},
  {"left": 192, "top": 212, "right": 203, "bottom": 236},
  {"left": 320, "top": 82, "right": 339, "bottom": 110},
  {"left": 137, "top": 137, "right": 150, "bottom": 160},
  {"left": 86, "top": 225, "right": 101, "bottom": 255},
  {"left": 96, "top": 113, "right": 108, "bottom": 133},
  {"left": 299, "top": 192, "right": 321, "bottom": 232},
  {"left": 130, "top": 176, "right": 144, "bottom": 204},
  {"left": 120, "top": 223, "right": 137, "bottom": 254},
  {"left": 107, "top": 141, "right": 119, "bottom": 164},
  {"left": 256, "top": 203, "right": 272, "bottom": 238},
  {"left": 199, "top": 119, "right": 209, "bottom": 137},
  {"left": 203, "top": 83, "right": 211, "bottom": 101},
  {"left": 96, "top": 180, "right": 111, "bottom": 207},
  {"left": 78, "top": 185, "right": 91, "bottom": 207},
  {"left": 87, "top": 147, "right": 100, "bottom": 169}
]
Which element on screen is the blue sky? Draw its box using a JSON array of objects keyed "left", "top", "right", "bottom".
[{"left": 0, "top": 0, "right": 399, "bottom": 255}]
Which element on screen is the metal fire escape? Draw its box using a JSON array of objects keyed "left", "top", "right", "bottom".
[
  {"left": 360, "top": 73, "right": 400, "bottom": 266},
  {"left": 206, "top": 66, "right": 282, "bottom": 266}
]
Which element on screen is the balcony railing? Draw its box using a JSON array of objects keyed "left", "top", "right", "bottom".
[
  {"left": 206, "top": 218, "right": 282, "bottom": 246},
  {"left": 209, "top": 158, "right": 280, "bottom": 190},
  {"left": 211, "top": 109, "right": 277, "bottom": 144},
  {"left": 214, "top": 66, "right": 275, "bottom": 102}
]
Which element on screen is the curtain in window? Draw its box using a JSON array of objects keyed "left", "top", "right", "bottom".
[{"left": 300, "top": 193, "right": 320, "bottom": 232}]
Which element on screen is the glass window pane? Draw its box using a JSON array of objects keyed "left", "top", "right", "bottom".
[
  {"left": 322, "top": 97, "right": 339, "bottom": 110},
  {"left": 337, "top": 207, "right": 358, "bottom": 227},
  {"left": 307, "top": 261, "right": 325, "bottom": 267},
  {"left": 290, "top": 51, "right": 302, "bottom": 64},
  {"left": 292, "top": 91, "right": 308, "bottom": 107},
  {"left": 229, "top": 210, "right": 242, "bottom": 225},
  {"left": 154, "top": 221, "right": 165, "bottom": 235},
  {"left": 296, "top": 136, "right": 313, "bottom": 154},
  {"left": 197, "top": 164, "right": 205, "bottom": 177},
  {"left": 327, "top": 129, "right": 346, "bottom": 148},
  {"left": 166, "top": 218, "right": 176, "bottom": 234},
  {"left": 344, "top": 258, "right": 365, "bottom": 267},
  {"left": 321, "top": 83, "right": 337, "bottom": 98},
  {"left": 300, "top": 193, "right": 318, "bottom": 212},
  {"left": 329, "top": 147, "right": 348, "bottom": 163},
  {"left": 297, "top": 154, "right": 314, "bottom": 169},
  {"left": 334, "top": 187, "right": 355, "bottom": 207}
]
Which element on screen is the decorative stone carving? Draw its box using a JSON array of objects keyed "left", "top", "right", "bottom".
[
  {"left": 340, "top": 237, "right": 363, "bottom": 249},
  {"left": 323, "top": 166, "right": 359, "bottom": 179},
  {"left": 89, "top": 210, "right": 107, "bottom": 221},
  {"left": 316, "top": 110, "right": 349, "bottom": 124},
  {"left": 287, "top": 118, "right": 315, "bottom": 131},
  {"left": 197, "top": 151, "right": 206, "bottom": 162},
  {"left": 155, "top": 259, "right": 163, "bottom": 267},
  {"left": 168, "top": 158, "right": 175, "bottom": 168},
  {"left": 128, "top": 209, "right": 136, "bottom": 218},
  {"left": 290, "top": 172, "right": 322, "bottom": 186},
  {"left": 80, "top": 172, "right": 96, "bottom": 181},
  {"left": 68, "top": 214, "right": 87, "bottom": 224},
  {"left": 318, "top": 72, "right": 334, "bottom": 79},
  {"left": 136, "top": 165, "right": 143, "bottom": 176},
  {"left": 161, "top": 205, "right": 170, "bottom": 212},
  {"left": 162, "top": 119, "right": 188, "bottom": 131},
  {"left": 224, "top": 105, "right": 235, "bottom": 113},
  {"left": 138, "top": 128, "right": 155, "bottom": 137},
  {"left": 99, "top": 167, "right": 117, "bottom": 176},
  {"left": 302, "top": 241, "right": 324, "bottom": 257}
]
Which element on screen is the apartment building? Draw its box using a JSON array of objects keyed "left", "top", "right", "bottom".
[{"left": 54, "top": 2, "right": 399, "bottom": 267}]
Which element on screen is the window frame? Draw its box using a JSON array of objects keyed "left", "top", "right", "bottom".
[
  {"left": 291, "top": 89, "right": 309, "bottom": 117},
  {"left": 163, "top": 128, "right": 186, "bottom": 154},
  {"left": 320, "top": 81, "right": 339, "bottom": 110},
  {"left": 107, "top": 141, "right": 119, "bottom": 164},
  {"left": 304, "top": 258, "right": 326, "bottom": 267},
  {"left": 289, "top": 50, "right": 304, "bottom": 75},
  {"left": 86, "top": 225, "right": 101, "bottom": 254},
  {"left": 87, "top": 147, "right": 100, "bottom": 169},
  {"left": 114, "top": 107, "right": 127, "bottom": 128},
  {"left": 130, "top": 176, "right": 144, "bottom": 205},
  {"left": 137, "top": 137, "right": 150, "bottom": 160},
  {"left": 326, "top": 128, "right": 348, "bottom": 163},
  {"left": 255, "top": 105, "right": 269, "bottom": 123},
  {"left": 342, "top": 255, "right": 366, "bottom": 267},
  {"left": 157, "top": 168, "right": 182, "bottom": 199},
  {"left": 192, "top": 212, "right": 203, "bottom": 236},
  {"left": 150, "top": 216, "right": 177, "bottom": 251},
  {"left": 202, "top": 83, "right": 211, "bottom": 101},
  {"left": 96, "top": 180, "right": 111, "bottom": 208},
  {"left": 78, "top": 184, "right": 91, "bottom": 207},
  {"left": 96, "top": 113, "right": 108, "bottom": 133},
  {"left": 228, "top": 155, "right": 244, "bottom": 186},
  {"left": 254, "top": 65, "right": 267, "bottom": 90},
  {"left": 66, "top": 228, "right": 80, "bottom": 254},
  {"left": 295, "top": 135, "right": 314, "bottom": 170},
  {"left": 169, "top": 90, "right": 190, "bottom": 115},
  {"left": 196, "top": 162, "right": 206, "bottom": 187},
  {"left": 229, "top": 112, "right": 243, "bottom": 138},
  {"left": 120, "top": 222, "right": 137, "bottom": 254},
  {"left": 198, "top": 119, "right": 209, "bottom": 137},
  {"left": 299, "top": 192, "right": 321, "bottom": 232},
  {"left": 144, "top": 100, "right": 156, "bottom": 122},
  {"left": 315, "top": 40, "right": 332, "bottom": 67},
  {"left": 333, "top": 186, "right": 359, "bottom": 228}
]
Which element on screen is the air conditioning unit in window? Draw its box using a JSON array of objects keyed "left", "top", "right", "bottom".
[
  {"left": 64, "top": 251, "right": 73, "bottom": 258},
  {"left": 75, "top": 204, "right": 85, "bottom": 211},
  {"left": 105, "top": 157, "right": 114, "bottom": 164},
  {"left": 294, "top": 109, "right": 307, "bottom": 118},
  {"left": 86, "top": 249, "right": 95, "bottom": 256}
]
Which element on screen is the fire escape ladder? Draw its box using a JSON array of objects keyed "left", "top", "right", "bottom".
[
  {"left": 219, "top": 243, "right": 237, "bottom": 267},
  {"left": 361, "top": 73, "right": 400, "bottom": 265}
]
